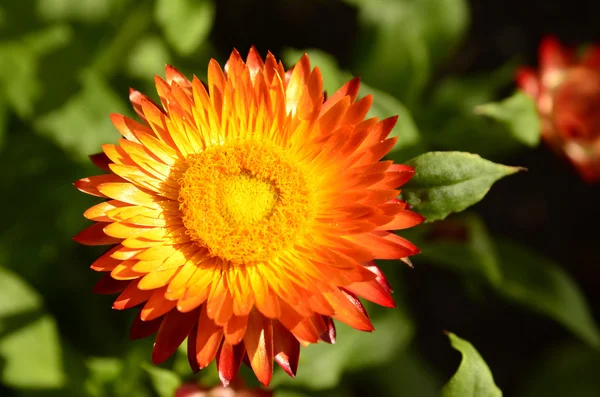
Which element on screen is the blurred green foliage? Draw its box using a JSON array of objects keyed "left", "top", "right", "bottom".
[{"left": 0, "top": 0, "right": 598, "bottom": 396}]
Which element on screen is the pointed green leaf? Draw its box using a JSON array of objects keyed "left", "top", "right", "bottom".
[
  {"left": 0, "top": 267, "right": 64, "bottom": 389},
  {"left": 442, "top": 333, "right": 502, "bottom": 397},
  {"left": 403, "top": 152, "right": 522, "bottom": 221},
  {"left": 494, "top": 240, "right": 600, "bottom": 348},
  {"left": 155, "top": 0, "right": 214, "bottom": 56},
  {"left": 475, "top": 91, "right": 541, "bottom": 147},
  {"left": 142, "top": 363, "right": 181, "bottom": 397}
]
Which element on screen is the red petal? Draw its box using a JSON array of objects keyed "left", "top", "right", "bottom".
[
  {"left": 152, "top": 308, "right": 199, "bottom": 364},
  {"left": 130, "top": 312, "right": 162, "bottom": 340},
  {"left": 581, "top": 45, "right": 600, "bottom": 69},
  {"left": 93, "top": 274, "right": 129, "bottom": 294},
  {"left": 540, "top": 36, "right": 572, "bottom": 73},
  {"left": 515, "top": 68, "right": 540, "bottom": 98},
  {"left": 217, "top": 342, "right": 245, "bottom": 387},
  {"left": 187, "top": 324, "right": 200, "bottom": 372},
  {"left": 74, "top": 222, "right": 121, "bottom": 246},
  {"left": 89, "top": 153, "right": 112, "bottom": 172}
]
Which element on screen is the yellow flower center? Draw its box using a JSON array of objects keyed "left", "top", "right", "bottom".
[
  {"left": 218, "top": 173, "right": 278, "bottom": 226},
  {"left": 179, "top": 141, "right": 314, "bottom": 264}
]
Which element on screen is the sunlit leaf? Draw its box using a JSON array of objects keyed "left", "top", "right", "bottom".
[
  {"left": 34, "top": 70, "right": 127, "bottom": 161},
  {"left": 441, "top": 333, "right": 502, "bottom": 397},
  {"left": 126, "top": 35, "right": 171, "bottom": 81},
  {"left": 84, "top": 357, "right": 124, "bottom": 397},
  {"left": 155, "top": 0, "right": 214, "bottom": 56},
  {"left": 345, "top": 0, "right": 469, "bottom": 105},
  {"left": 0, "top": 267, "right": 64, "bottom": 389},
  {"left": 475, "top": 91, "right": 541, "bottom": 147},
  {"left": 90, "top": 4, "right": 153, "bottom": 78},
  {"left": 0, "top": 25, "right": 72, "bottom": 117},
  {"left": 403, "top": 152, "right": 522, "bottom": 221},
  {"left": 142, "top": 363, "right": 181, "bottom": 397},
  {"left": 271, "top": 305, "right": 414, "bottom": 390},
  {"left": 520, "top": 344, "right": 600, "bottom": 397},
  {"left": 494, "top": 240, "right": 600, "bottom": 348},
  {"left": 36, "top": 0, "right": 127, "bottom": 23}
]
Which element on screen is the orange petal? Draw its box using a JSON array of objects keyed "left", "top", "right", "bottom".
[
  {"left": 114, "top": 280, "right": 153, "bottom": 310},
  {"left": 195, "top": 305, "right": 224, "bottom": 368},
  {"left": 141, "top": 287, "right": 177, "bottom": 320},
  {"left": 224, "top": 314, "right": 249, "bottom": 345},
  {"left": 344, "top": 278, "right": 395, "bottom": 308},
  {"left": 97, "top": 182, "right": 160, "bottom": 208},
  {"left": 324, "top": 288, "right": 373, "bottom": 331},
  {"left": 243, "top": 310, "right": 273, "bottom": 386},
  {"left": 74, "top": 174, "right": 124, "bottom": 197}
]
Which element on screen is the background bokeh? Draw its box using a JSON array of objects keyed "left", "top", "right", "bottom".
[{"left": 1, "top": 1, "right": 599, "bottom": 396}]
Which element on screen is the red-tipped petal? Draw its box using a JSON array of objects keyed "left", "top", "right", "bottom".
[
  {"left": 186, "top": 324, "right": 200, "bottom": 373},
  {"left": 217, "top": 342, "right": 245, "bottom": 387},
  {"left": 74, "top": 174, "right": 123, "bottom": 197},
  {"left": 319, "top": 316, "right": 336, "bottom": 344},
  {"left": 273, "top": 321, "right": 300, "bottom": 377},
  {"left": 152, "top": 308, "right": 199, "bottom": 365},
  {"left": 344, "top": 278, "right": 396, "bottom": 308}
]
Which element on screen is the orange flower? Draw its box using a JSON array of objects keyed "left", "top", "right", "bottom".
[
  {"left": 517, "top": 36, "right": 600, "bottom": 182},
  {"left": 74, "top": 48, "right": 423, "bottom": 386}
]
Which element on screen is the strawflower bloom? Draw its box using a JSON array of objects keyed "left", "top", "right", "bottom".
[
  {"left": 74, "top": 48, "right": 424, "bottom": 386},
  {"left": 517, "top": 36, "right": 600, "bottom": 182}
]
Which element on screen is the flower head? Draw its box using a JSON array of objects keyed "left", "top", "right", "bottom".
[
  {"left": 74, "top": 48, "right": 424, "bottom": 386},
  {"left": 517, "top": 36, "right": 600, "bottom": 182}
]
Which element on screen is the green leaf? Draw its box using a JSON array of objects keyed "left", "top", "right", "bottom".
[
  {"left": 345, "top": 0, "right": 469, "bottom": 105},
  {"left": 417, "top": 213, "right": 502, "bottom": 285},
  {"left": 34, "top": 70, "right": 127, "bottom": 161},
  {"left": 475, "top": 91, "right": 541, "bottom": 147},
  {"left": 271, "top": 305, "right": 414, "bottom": 390},
  {"left": 126, "top": 35, "right": 172, "bottom": 81},
  {"left": 155, "top": 0, "right": 214, "bottom": 56},
  {"left": 0, "top": 267, "right": 64, "bottom": 389},
  {"left": 84, "top": 357, "right": 124, "bottom": 397},
  {"left": 403, "top": 152, "right": 522, "bottom": 222},
  {"left": 36, "top": 0, "right": 127, "bottom": 23},
  {"left": 142, "top": 363, "right": 181, "bottom": 397},
  {"left": 0, "top": 25, "right": 72, "bottom": 117},
  {"left": 494, "top": 240, "right": 600, "bottom": 348},
  {"left": 520, "top": 344, "right": 600, "bottom": 397},
  {"left": 442, "top": 333, "right": 502, "bottom": 397}
]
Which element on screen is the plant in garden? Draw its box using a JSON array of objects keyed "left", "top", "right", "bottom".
[
  {"left": 74, "top": 48, "right": 426, "bottom": 386},
  {"left": 517, "top": 36, "right": 600, "bottom": 182}
]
